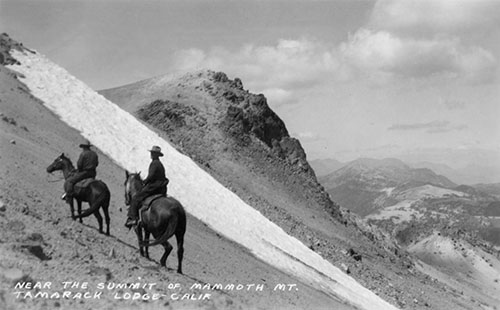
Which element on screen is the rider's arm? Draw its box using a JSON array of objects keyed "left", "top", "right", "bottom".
[
  {"left": 143, "top": 162, "right": 156, "bottom": 185},
  {"left": 77, "top": 153, "right": 85, "bottom": 171}
]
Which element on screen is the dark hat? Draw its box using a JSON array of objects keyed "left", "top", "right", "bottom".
[
  {"left": 148, "top": 145, "right": 164, "bottom": 156},
  {"left": 79, "top": 140, "right": 92, "bottom": 148}
]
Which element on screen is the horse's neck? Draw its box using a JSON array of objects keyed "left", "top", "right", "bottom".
[
  {"left": 62, "top": 161, "right": 76, "bottom": 179},
  {"left": 131, "top": 179, "right": 143, "bottom": 197}
]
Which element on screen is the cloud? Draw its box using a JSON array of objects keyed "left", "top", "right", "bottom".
[
  {"left": 389, "top": 120, "right": 449, "bottom": 131},
  {"left": 170, "top": 39, "right": 345, "bottom": 93},
  {"left": 347, "top": 0, "right": 499, "bottom": 83},
  {"left": 259, "top": 88, "right": 297, "bottom": 107},
  {"left": 369, "top": 0, "right": 500, "bottom": 35},
  {"left": 167, "top": 0, "right": 498, "bottom": 108},
  {"left": 171, "top": 29, "right": 496, "bottom": 99},
  {"left": 341, "top": 29, "right": 496, "bottom": 82},
  {"left": 442, "top": 98, "right": 466, "bottom": 110},
  {"left": 171, "top": 48, "right": 208, "bottom": 72},
  {"left": 293, "top": 131, "right": 321, "bottom": 143},
  {"left": 427, "top": 123, "right": 468, "bottom": 134},
  {"left": 388, "top": 121, "right": 468, "bottom": 133}
]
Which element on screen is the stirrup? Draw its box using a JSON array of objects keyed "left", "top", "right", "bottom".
[
  {"left": 125, "top": 218, "right": 138, "bottom": 228},
  {"left": 61, "top": 193, "right": 67, "bottom": 200}
]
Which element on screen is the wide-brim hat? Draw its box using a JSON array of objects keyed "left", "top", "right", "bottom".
[
  {"left": 148, "top": 145, "right": 164, "bottom": 156},
  {"left": 79, "top": 140, "right": 92, "bottom": 148}
]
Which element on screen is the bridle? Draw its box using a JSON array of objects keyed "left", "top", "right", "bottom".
[
  {"left": 46, "top": 173, "right": 64, "bottom": 182},
  {"left": 124, "top": 179, "right": 132, "bottom": 206}
]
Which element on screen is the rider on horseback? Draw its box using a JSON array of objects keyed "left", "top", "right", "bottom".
[
  {"left": 125, "top": 145, "right": 169, "bottom": 228},
  {"left": 62, "top": 140, "right": 99, "bottom": 202}
]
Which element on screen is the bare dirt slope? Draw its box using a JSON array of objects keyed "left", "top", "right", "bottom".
[
  {"left": 409, "top": 233, "right": 500, "bottom": 308},
  {"left": 0, "top": 65, "right": 353, "bottom": 310}
]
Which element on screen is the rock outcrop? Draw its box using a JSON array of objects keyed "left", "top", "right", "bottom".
[{"left": 135, "top": 70, "right": 341, "bottom": 220}]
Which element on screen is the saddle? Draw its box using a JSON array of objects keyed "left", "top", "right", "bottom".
[
  {"left": 138, "top": 194, "right": 165, "bottom": 223},
  {"left": 74, "top": 178, "right": 96, "bottom": 195}
]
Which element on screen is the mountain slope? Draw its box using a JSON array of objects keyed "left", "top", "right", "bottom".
[
  {"left": 2, "top": 34, "right": 397, "bottom": 310},
  {"left": 309, "top": 158, "right": 344, "bottom": 177},
  {"left": 317, "top": 155, "right": 500, "bottom": 307},
  {"left": 1, "top": 33, "right": 490, "bottom": 310},
  {"left": 409, "top": 233, "right": 500, "bottom": 308},
  {"left": 100, "top": 70, "right": 342, "bottom": 240},
  {"left": 0, "top": 39, "right": 350, "bottom": 310}
]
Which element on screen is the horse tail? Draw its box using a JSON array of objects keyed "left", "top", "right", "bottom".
[
  {"left": 139, "top": 199, "right": 183, "bottom": 247},
  {"left": 140, "top": 215, "right": 178, "bottom": 247},
  {"left": 74, "top": 181, "right": 110, "bottom": 218}
]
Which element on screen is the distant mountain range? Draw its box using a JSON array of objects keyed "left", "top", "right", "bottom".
[
  {"left": 309, "top": 158, "right": 344, "bottom": 177},
  {"left": 410, "top": 161, "right": 500, "bottom": 185},
  {"left": 311, "top": 156, "right": 500, "bottom": 185},
  {"left": 318, "top": 158, "right": 457, "bottom": 216},
  {"left": 317, "top": 157, "right": 500, "bottom": 248}
]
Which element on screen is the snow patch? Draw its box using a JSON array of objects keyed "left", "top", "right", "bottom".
[
  {"left": 367, "top": 200, "right": 421, "bottom": 223},
  {"left": 369, "top": 185, "right": 468, "bottom": 223},
  {"left": 398, "top": 185, "right": 466, "bottom": 201},
  {"left": 380, "top": 187, "right": 395, "bottom": 196}
]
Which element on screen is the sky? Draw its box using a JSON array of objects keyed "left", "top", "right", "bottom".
[
  {"left": 1, "top": 0, "right": 499, "bottom": 169},
  {"left": 6, "top": 47, "right": 398, "bottom": 310}
]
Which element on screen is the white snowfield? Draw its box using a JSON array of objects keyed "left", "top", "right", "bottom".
[
  {"left": 369, "top": 185, "right": 469, "bottom": 223},
  {"left": 8, "top": 49, "right": 398, "bottom": 310},
  {"left": 396, "top": 185, "right": 467, "bottom": 201}
]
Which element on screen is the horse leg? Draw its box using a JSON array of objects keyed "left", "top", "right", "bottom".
[
  {"left": 135, "top": 225, "right": 145, "bottom": 257},
  {"left": 160, "top": 241, "right": 173, "bottom": 268},
  {"left": 175, "top": 231, "right": 185, "bottom": 274},
  {"left": 77, "top": 200, "right": 83, "bottom": 223},
  {"left": 92, "top": 206, "right": 104, "bottom": 234},
  {"left": 144, "top": 230, "right": 151, "bottom": 259},
  {"left": 103, "top": 204, "right": 110, "bottom": 236},
  {"left": 69, "top": 199, "right": 76, "bottom": 220}
]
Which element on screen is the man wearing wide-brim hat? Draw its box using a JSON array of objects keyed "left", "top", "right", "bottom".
[
  {"left": 62, "top": 140, "right": 99, "bottom": 202},
  {"left": 125, "top": 145, "right": 169, "bottom": 228}
]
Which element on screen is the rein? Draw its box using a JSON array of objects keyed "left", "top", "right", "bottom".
[
  {"left": 46, "top": 172, "right": 65, "bottom": 183},
  {"left": 47, "top": 156, "right": 76, "bottom": 182}
]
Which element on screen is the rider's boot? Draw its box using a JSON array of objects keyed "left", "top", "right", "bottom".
[
  {"left": 64, "top": 193, "right": 73, "bottom": 203},
  {"left": 125, "top": 217, "right": 137, "bottom": 228}
]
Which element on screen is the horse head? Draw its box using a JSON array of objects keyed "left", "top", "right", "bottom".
[
  {"left": 124, "top": 171, "right": 142, "bottom": 206},
  {"left": 47, "top": 153, "right": 73, "bottom": 173}
]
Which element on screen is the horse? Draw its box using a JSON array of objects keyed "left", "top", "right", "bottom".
[
  {"left": 46, "top": 153, "right": 111, "bottom": 235},
  {"left": 124, "top": 171, "right": 186, "bottom": 273}
]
